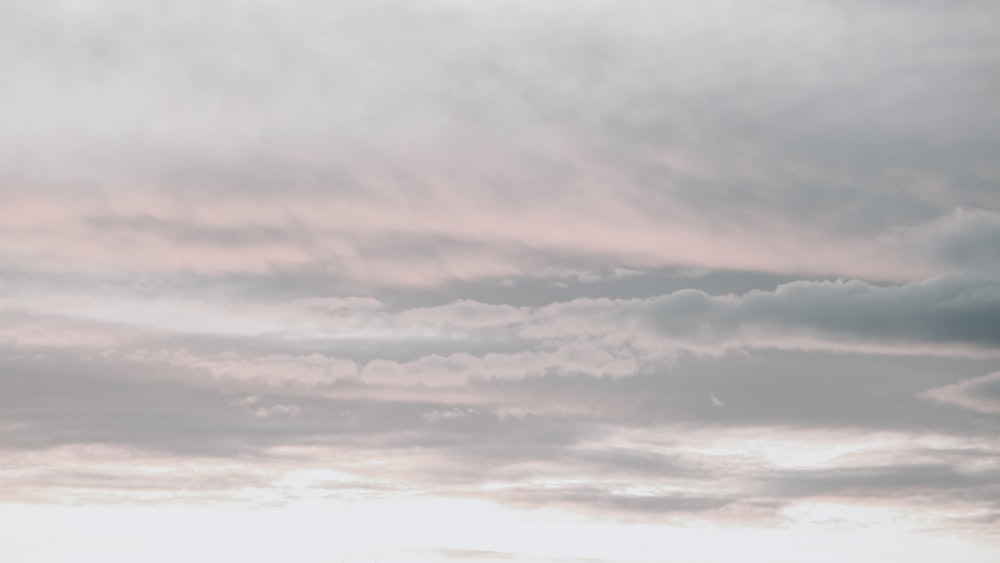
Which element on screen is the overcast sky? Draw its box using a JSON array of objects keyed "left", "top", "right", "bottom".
[{"left": 3, "top": 1, "right": 1000, "bottom": 562}]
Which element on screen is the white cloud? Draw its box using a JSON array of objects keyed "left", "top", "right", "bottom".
[
  {"left": 422, "top": 408, "right": 476, "bottom": 423},
  {"left": 255, "top": 404, "right": 302, "bottom": 418}
]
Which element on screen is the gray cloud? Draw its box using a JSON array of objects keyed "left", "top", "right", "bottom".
[
  {"left": 3, "top": 0, "right": 998, "bottom": 286},
  {"left": 4, "top": 338, "right": 998, "bottom": 515},
  {"left": 648, "top": 273, "right": 1000, "bottom": 351},
  {"left": 906, "top": 209, "right": 1000, "bottom": 271},
  {"left": 773, "top": 463, "right": 1000, "bottom": 501},
  {"left": 493, "top": 486, "right": 735, "bottom": 518}
]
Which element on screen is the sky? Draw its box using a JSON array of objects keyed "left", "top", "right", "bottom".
[{"left": 2, "top": 1, "right": 1000, "bottom": 561}]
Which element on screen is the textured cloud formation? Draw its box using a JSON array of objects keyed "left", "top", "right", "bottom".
[{"left": 3, "top": 1, "right": 1000, "bottom": 562}]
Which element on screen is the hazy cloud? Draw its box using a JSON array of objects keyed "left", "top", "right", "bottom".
[
  {"left": 924, "top": 372, "right": 1000, "bottom": 414},
  {"left": 3, "top": 1, "right": 1000, "bottom": 560}
]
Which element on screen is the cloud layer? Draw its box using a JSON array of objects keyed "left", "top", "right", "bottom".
[{"left": 3, "top": 1, "right": 1000, "bottom": 561}]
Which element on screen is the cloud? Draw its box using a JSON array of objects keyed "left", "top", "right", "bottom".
[
  {"left": 771, "top": 462, "right": 1000, "bottom": 512},
  {"left": 646, "top": 273, "right": 1000, "bottom": 353},
  {"left": 6, "top": 1, "right": 999, "bottom": 288},
  {"left": 254, "top": 404, "right": 302, "bottom": 418},
  {"left": 128, "top": 349, "right": 360, "bottom": 386},
  {"left": 923, "top": 372, "right": 1000, "bottom": 414},
  {"left": 422, "top": 408, "right": 476, "bottom": 423},
  {"left": 2, "top": 0, "right": 1000, "bottom": 553},
  {"left": 491, "top": 486, "right": 735, "bottom": 518},
  {"left": 435, "top": 548, "right": 515, "bottom": 560},
  {"left": 898, "top": 208, "right": 1000, "bottom": 271}
]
